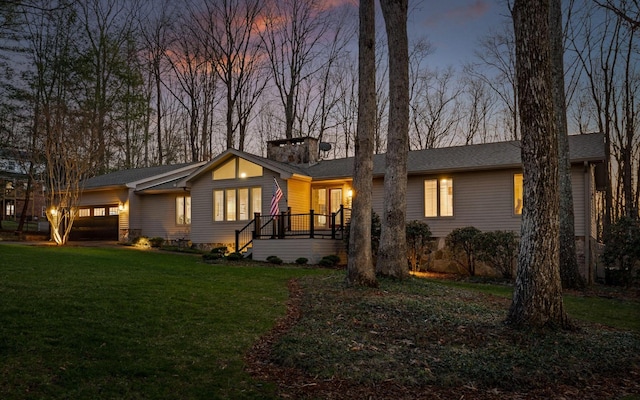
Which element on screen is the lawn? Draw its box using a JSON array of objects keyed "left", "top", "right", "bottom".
[
  {"left": 2, "top": 244, "right": 639, "bottom": 399},
  {"left": 0, "top": 244, "right": 331, "bottom": 399}
]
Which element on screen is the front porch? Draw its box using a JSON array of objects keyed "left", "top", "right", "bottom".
[{"left": 235, "top": 206, "right": 350, "bottom": 264}]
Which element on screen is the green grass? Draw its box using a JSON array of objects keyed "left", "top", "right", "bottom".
[
  {"left": 430, "top": 278, "right": 640, "bottom": 332},
  {"left": 0, "top": 244, "right": 331, "bottom": 399}
]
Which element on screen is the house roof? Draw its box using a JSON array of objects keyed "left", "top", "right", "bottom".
[
  {"left": 182, "top": 148, "right": 309, "bottom": 185},
  {"left": 305, "top": 133, "right": 605, "bottom": 180},
  {"left": 83, "top": 162, "right": 205, "bottom": 190}
]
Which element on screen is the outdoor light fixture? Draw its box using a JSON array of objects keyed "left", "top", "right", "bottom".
[
  {"left": 118, "top": 202, "right": 125, "bottom": 211},
  {"left": 49, "top": 208, "right": 58, "bottom": 216},
  {"left": 347, "top": 189, "right": 353, "bottom": 198}
]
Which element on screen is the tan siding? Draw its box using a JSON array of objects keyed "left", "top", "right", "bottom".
[
  {"left": 287, "top": 179, "right": 311, "bottom": 214},
  {"left": 78, "top": 188, "right": 128, "bottom": 206}
]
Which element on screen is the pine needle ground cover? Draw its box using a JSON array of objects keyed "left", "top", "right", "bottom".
[
  {"left": 0, "top": 244, "right": 330, "bottom": 399},
  {"left": 270, "top": 274, "right": 640, "bottom": 399}
]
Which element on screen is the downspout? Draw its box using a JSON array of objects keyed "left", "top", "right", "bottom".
[{"left": 583, "top": 161, "right": 592, "bottom": 284}]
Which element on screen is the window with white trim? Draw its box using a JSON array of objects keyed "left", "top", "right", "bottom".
[
  {"left": 213, "top": 187, "right": 261, "bottom": 222},
  {"left": 424, "top": 178, "right": 453, "bottom": 217},
  {"left": 176, "top": 196, "right": 191, "bottom": 225}
]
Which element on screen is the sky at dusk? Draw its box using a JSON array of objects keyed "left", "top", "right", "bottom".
[{"left": 406, "top": 0, "right": 509, "bottom": 69}]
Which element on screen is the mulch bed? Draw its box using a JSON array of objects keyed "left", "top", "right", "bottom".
[{"left": 245, "top": 279, "right": 640, "bottom": 399}]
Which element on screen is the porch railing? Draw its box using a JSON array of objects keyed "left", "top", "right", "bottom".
[{"left": 235, "top": 205, "right": 351, "bottom": 253}]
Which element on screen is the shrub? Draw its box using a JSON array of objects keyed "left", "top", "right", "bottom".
[
  {"left": 602, "top": 216, "right": 640, "bottom": 286},
  {"left": 132, "top": 236, "right": 150, "bottom": 248},
  {"left": 474, "top": 231, "right": 519, "bottom": 279},
  {"left": 406, "top": 220, "right": 433, "bottom": 272},
  {"left": 318, "top": 255, "right": 340, "bottom": 268},
  {"left": 226, "top": 252, "right": 243, "bottom": 261},
  {"left": 149, "top": 237, "right": 164, "bottom": 248},
  {"left": 445, "top": 227, "right": 481, "bottom": 276},
  {"left": 266, "top": 255, "right": 283, "bottom": 265},
  {"left": 295, "top": 257, "right": 308, "bottom": 265},
  {"left": 211, "top": 246, "right": 229, "bottom": 256}
]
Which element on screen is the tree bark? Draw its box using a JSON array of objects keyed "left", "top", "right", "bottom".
[
  {"left": 550, "top": 0, "right": 584, "bottom": 289},
  {"left": 507, "top": 0, "right": 569, "bottom": 329},
  {"left": 376, "top": 0, "right": 409, "bottom": 279},
  {"left": 346, "top": 0, "right": 377, "bottom": 287}
]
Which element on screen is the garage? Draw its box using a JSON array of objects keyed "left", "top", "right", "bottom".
[{"left": 70, "top": 205, "right": 119, "bottom": 241}]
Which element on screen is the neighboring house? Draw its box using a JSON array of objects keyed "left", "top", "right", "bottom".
[
  {"left": 77, "top": 133, "right": 605, "bottom": 280},
  {"left": 77, "top": 162, "right": 205, "bottom": 241},
  {"left": 0, "top": 148, "right": 46, "bottom": 226}
]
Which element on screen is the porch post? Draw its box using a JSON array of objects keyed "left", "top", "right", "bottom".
[
  {"left": 253, "top": 212, "right": 260, "bottom": 239},
  {"left": 331, "top": 211, "right": 336, "bottom": 239},
  {"left": 309, "top": 209, "right": 314, "bottom": 239},
  {"left": 278, "top": 211, "right": 286, "bottom": 239},
  {"left": 235, "top": 229, "right": 240, "bottom": 253}
]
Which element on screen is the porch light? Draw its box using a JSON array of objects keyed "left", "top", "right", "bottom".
[
  {"left": 118, "top": 202, "right": 125, "bottom": 211},
  {"left": 347, "top": 189, "right": 353, "bottom": 198}
]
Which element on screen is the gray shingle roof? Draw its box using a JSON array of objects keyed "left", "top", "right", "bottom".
[
  {"left": 305, "top": 133, "right": 604, "bottom": 179},
  {"left": 83, "top": 162, "right": 201, "bottom": 189}
]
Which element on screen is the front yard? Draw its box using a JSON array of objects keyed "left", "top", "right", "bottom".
[{"left": 1, "top": 243, "right": 638, "bottom": 399}]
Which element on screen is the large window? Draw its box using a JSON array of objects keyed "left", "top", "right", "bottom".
[
  {"left": 176, "top": 196, "right": 191, "bottom": 225},
  {"left": 424, "top": 178, "right": 453, "bottom": 217},
  {"left": 213, "top": 157, "right": 263, "bottom": 180},
  {"left": 213, "top": 187, "right": 262, "bottom": 221},
  {"left": 514, "top": 173, "right": 523, "bottom": 215}
]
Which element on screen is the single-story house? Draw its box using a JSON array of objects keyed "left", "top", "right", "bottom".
[{"left": 77, "top": 133, "right": 605, "bottom": 279}]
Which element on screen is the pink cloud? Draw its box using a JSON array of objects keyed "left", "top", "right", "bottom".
[{"left": 423, "top": 0, "right": 490, "bottom": 27}]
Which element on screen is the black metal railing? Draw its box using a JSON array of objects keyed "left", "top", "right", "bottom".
[{"left": 235, "top": 206, "right": 351, "bottom": 253}]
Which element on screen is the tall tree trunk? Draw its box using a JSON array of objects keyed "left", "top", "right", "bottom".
[
  {"left": 550, "top": 0, "right": 584, "bottom": 289},
  {"left": 507, "top": 0, "right": 569, "bottom": 329},
  {"left": 376, "top": 0, "right": 409, "bottom": 279},
  {"left": 346, "top": 0, "right": 378, "bottom": 287}
]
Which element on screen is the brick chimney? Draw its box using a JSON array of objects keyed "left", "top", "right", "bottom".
[{"left": 266, "top": 137, "right": 319, "bottom": 165}]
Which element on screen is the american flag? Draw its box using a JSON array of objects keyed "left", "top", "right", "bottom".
[{"left": 270, "top": 177, "right": 283, "bottom": 216}]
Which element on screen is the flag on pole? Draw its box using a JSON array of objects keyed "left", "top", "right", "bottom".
[{"left": 270, "top": 177, "right": 283, "bottom": 216}]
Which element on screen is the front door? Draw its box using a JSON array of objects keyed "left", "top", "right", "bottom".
[{"left": 312, "top": 187, "right": 343, "bottom": 229}]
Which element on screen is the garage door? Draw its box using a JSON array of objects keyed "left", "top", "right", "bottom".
[{"left": 70, "top": 205, "right": 119, "bottom": 241}]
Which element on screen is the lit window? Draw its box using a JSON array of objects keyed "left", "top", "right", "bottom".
[
  {"left": 213, "top": 157, "right": 263, "bottom": 180},
  {"left": 176, "top": 196, "right": 191, "bottom": 225},
  {"left": 213, "top": 187, "right": 262, "bottom": 222},
  {"left": 251, "top": 187, "right": 262, "bottom": 217},
  {"left": 424, "top": 178, "right": 454, "bottom": 217},
  {"left": 514, "top": 174, "right": 523, "bottom": 215},
  {"left": 94, "top": 207, "right": 106, "bottom": 217},
  {"left": 108, "top": 207, "right": 119, "bottom": 216},
  {"left": 238, "top": 158, "right": 262, "bottom": 178},
  {"left": 79, "top": 208, "right": 91, "bottom": 217},
  {"left": 213, "top": 159, "right": 236, "bottom": 180},
  {"left": 214, "top": 191, "right": 224, "bottom": 221}
]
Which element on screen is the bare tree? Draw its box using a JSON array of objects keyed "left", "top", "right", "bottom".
[
  {"left": 192, "top": 0, "right": 264, "bottom": 150},
  {"left": 471, "top": 23, "right": 520, "bottom": 141},
  {"left": 550, "top": 0, "right": 584, "bottom": 288},
  {"left": 459, "top": 70, "right": 497, "bottom": 144},
  {"left": 409, "top": 66, "right": 462, "bottom": 149},
  {"left": 507, "top": 0, "right": 569, "bottom": 328},
  {"left": 376, "top": 0, "right": 410, "bottom": 279},
  {"left": 259, "top": 0, "right": 330, "bottom": 139},
  {"left": 346, "top": 0, "right": 377, "bottom": 287},
  {"left": 76, "top": 0, "right": 141, "bottom": 173}
]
